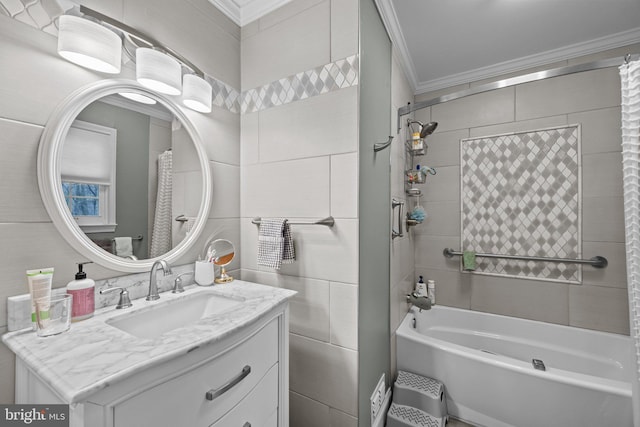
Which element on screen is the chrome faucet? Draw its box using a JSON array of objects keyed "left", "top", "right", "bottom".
[
  {"left": 146, "top": 260, "right": 172, "bottom": 301},
  {"left": 406, "top": 292, "right": 432, "bottom": 311}
]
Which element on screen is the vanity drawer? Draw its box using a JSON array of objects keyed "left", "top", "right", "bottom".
[
  {"left": 114, "top": 318, "right": 278, "bottom": 427},
  {"left": 209, "top": 364, "right": 278, "bottom": 427}
]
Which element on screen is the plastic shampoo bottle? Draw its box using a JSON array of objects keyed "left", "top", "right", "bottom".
[{"left": 67, "top": 262, "right": 95, "bottom": 321}]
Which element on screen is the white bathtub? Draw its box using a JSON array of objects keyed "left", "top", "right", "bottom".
[{"left": 395, "top": 306, "right": 632, "bottom": 427}]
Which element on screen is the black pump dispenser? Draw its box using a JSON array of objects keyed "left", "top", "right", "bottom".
[{"left": 75, "top": 261, "right": 93, "bottom": 280}]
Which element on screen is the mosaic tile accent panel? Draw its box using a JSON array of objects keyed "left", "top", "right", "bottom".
[
  {"left": 460, "top": 125, "right": 582, "bottom": 283},
  {"left": 240, "top": 54, "right": 359, "bottom": 114}
]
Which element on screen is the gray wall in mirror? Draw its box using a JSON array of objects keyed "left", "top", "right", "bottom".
[
  {"left": 0, "top": 1, "right": 241, "bottom": 404},
  {"left": 77, "top": 101, "right": 152, "bottom": 259}
]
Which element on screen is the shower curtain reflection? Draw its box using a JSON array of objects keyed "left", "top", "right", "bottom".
[{"left": 150, "top": 149, "right": 173, "bottom": 258}]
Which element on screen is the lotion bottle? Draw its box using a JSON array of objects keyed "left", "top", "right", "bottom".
[
  {"left": 67, "top": 262, "right": 95, "bottom": 321},
  {"left": 427, "top": 279, "right": 435, "bottom": 305}
]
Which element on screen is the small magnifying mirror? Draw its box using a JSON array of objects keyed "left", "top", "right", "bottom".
[{"left": 209, "top": 239, "right": 235, "bottom": 284}]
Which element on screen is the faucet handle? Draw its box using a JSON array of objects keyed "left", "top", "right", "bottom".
[
  {"left": 100, "top": 287, "right": 133, "bottom": 309},
  {"left": 172, "top": 273, "right": 193, "bottom": 294}
]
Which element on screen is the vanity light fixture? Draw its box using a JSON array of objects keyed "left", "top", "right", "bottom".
[
  {"left": 57, "top": 6, "right": 213, "bottom": 113},
  {"left": 136, "top": 48, "right": 182, "bottom": 95},
  {"left": 182, "top": 74, "right": 213, "bottom": 113},
  {"left": 57, "top": 15, "right": 122, "bottom": 74}
]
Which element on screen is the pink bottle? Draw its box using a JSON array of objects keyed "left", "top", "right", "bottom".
[{"left": 66, "top": 262, "right": 95, "bottom": 322}]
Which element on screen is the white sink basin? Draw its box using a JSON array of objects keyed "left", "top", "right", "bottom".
[{"left": 106, "top": 292, "right": 244, "bottom": 339}]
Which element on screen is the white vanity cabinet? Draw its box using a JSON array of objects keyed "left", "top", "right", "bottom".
[{"left": 13, "top": 303, "right": 290, "bottom": 427}]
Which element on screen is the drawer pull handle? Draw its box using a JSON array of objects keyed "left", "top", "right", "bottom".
[{"left": 205, "top": 365, "right": 251, "bottom": 401}]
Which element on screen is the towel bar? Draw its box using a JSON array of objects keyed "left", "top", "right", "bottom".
[
  {"left": 111, "top": 235, "right": 143, "bottom": 242},
  {"left": 251, "top": 216, "right": 335, "bottom": 227},
  {"left": 443, "top": 248, "right": 608, "bottom": 268}
]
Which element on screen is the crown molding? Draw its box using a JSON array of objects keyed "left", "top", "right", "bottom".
[
  {"left": 208, "top": 0, "right": 294, "bottom": 26},
  {"left": 374, "top": 0, "right": 418, "bottom": 92},
  {"left": 414, "top": 27, "right": 640, "bottom": 95}
]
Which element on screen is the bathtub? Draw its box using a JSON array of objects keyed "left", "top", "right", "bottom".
[{"left": 395, "top": 306, "right": 632, "bottom": 427}]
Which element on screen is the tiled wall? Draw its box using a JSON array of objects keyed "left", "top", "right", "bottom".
[
  {"left": 239, "top": 1, "right": 360, "bottom": 426},
  {"left": 0, "top": 0, "right": 241, "bottom": 403},
  {"left": 412, "top": 46, "right": 640, "bottom": 335}
]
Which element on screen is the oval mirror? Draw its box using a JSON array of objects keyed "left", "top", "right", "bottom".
[{"left": 38, "top": 80, "right": 212, "bottom": 272}]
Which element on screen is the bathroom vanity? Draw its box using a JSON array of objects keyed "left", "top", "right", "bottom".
[{"left": 4, "top": 281, "right": 295, "bottom": 427}]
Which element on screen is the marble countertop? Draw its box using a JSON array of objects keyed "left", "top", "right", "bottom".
[{"left": 2, "top": 280, "right": 295, "bottom": 404}]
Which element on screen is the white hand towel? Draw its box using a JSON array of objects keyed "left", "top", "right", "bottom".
[
  {"left": 114, "top": 237, "right": 133, "bottom": 257},
  {"left": 257, "top": 218, "right": 295, "bottom": 269}
]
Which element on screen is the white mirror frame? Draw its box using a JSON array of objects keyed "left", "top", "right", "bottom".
[{"left": 38, "top": 79, "right": 212, "bottom": 273}]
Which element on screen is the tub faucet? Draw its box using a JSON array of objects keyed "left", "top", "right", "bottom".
[
  {"left": 406, "top": 292, "right": 432, "bottom": 311},
  {"left": 146, "top": 260, "right": 172, "bottom": 301}
]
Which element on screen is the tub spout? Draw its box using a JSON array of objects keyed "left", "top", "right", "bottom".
[{"left": 406, "top": 292, "right": 432, "bottom": 311}]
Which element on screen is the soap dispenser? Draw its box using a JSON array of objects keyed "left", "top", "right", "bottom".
[{"left": 67, "top": 261, "right": 95, "bottom": 321}]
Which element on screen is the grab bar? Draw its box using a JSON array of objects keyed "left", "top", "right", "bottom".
[
  {"left": 111, "top": 235, "right": 143, "bottom": 242},
  {"left": 392, "top": 199, "right": 404, "bottom": 239},
  {"left": 443, "top": 248, "right": 608, "bottom": 268}
]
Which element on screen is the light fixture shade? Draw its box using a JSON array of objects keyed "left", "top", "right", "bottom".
[
  {"left": 118, "top": 92, "right": 157, "bottom": 105},
  {"left": 182, "top": 74, "right": 212, "bottom": 113},
  {"left": 57, "top": 15, "right": 122, "bottom": 74},
  {"left": 136, "top": 48, "right": 182, "bottom": 95}
]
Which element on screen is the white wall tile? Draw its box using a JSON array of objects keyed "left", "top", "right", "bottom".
[
  {"left": 241, "top": 112, "right": 259, "bottom": 165},
  {"left": 281, "top": 275, "right": 331, "bottom": 342},
  {"left": 241, "top": 218, "right": 358, "bottom": 283},
  {"left": 582, "top": 196, "right": 625, "bottom": 243},
  {"left": 583, "top": 152, "right": 623, "bottom": 198},
  {"left": 423, "top": 129, "right": 466, "bottom": 167},
  {"left": 186, "top": 105, "right": 241, "bottom": 166},
  {"left": 569, "top": 107, "right": 622, "bottom": 155},
  {"left": 331, "top": 153, "right": 358, "bottom": 219},
  {"left": 516, "top": 68, "right": 620, "bottom": 120},
  {"left": 469, "top": 115, "right": 567, "bottom": 139},
  {"left": 290, "top": 390, "right": 331, "bottom": 427},
  {"left": 582, "top": 241, "right": 627, "bottom": 289},
  {"left": 330, "top": 0, "right": 358, "bottom": 61},
  {"left": 414, "top": 235, "right": 460, "bottom": 271},
  {"left": 330, "top": 282, "right": 358, "bottom": 350},
  {"left": 390, "top": 222, "right": 414, "bottom": 287},
  {"left": 470, "top": 274, "right": 569, "bottom": 325},
  {"left": 258, "top": 87, "right": 358, "bottom": 163},
  {"left": 413, "top": 201, "right": 460, "bottom": 237},
  {"left": 419, "top": 165, "right": 458, "bottom": 202},
  {"left": 290, "top": 334, "right": 358, "bottom": 416},
  {"left": 242, "top": 156, "right": 330, "bottom": 218},
  {"left": 0, "top": 16, "right": 101, "bottom": 125},
  {"left": 432, "top": 87, "right": 515, "bottom": 132},
  {"left": 209, "top": 162, "right": 240, "bottom": 219},
  {"left": 0, "top": 118, "right": 48, "bottom": 222},
  {"left": 241, "top": 1, "right": 330, "bottom": 89},
  {"left": 569, "top": 284, "right": 629, "bottom": 334}
]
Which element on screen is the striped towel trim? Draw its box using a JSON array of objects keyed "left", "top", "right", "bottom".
[{"left": 257, "top": 218, "right": 296, "bottom": 269}]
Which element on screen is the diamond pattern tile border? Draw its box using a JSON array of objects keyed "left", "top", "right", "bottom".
[
  {"left": 240, "top": 54, "right": 359, "bottom": 114},
  {"left": 460, "top": 125, "right": 582, "bottom": 283}
]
